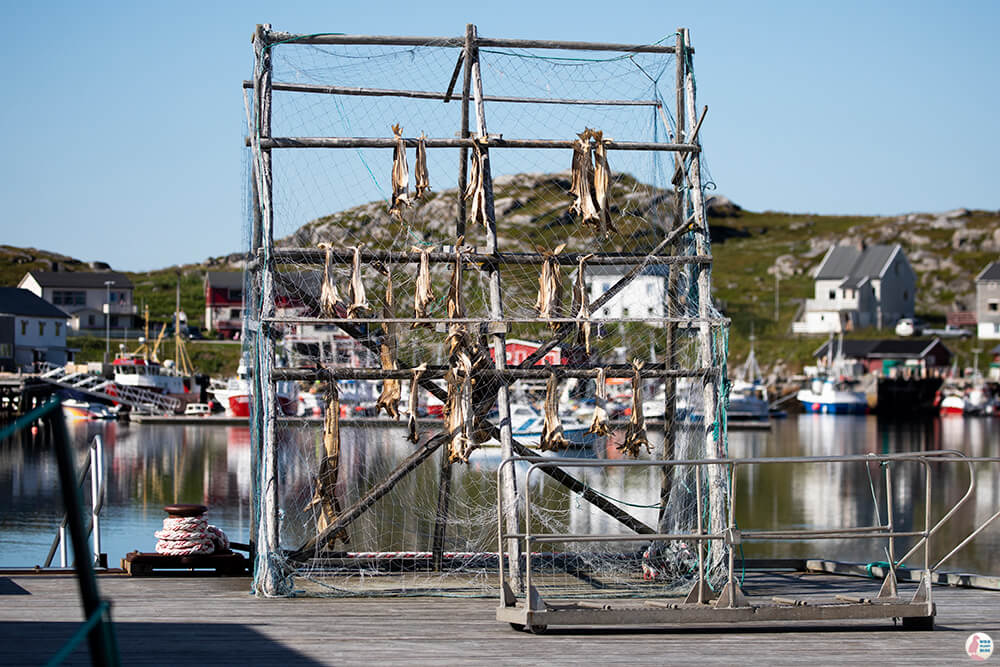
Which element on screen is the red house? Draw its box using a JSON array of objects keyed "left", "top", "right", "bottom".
[
  {"left": 204, "top": 272, "right": 243, "bottom": 339},
  {"left": 490, "top": 338, "right": 562, "bottom": 366}
]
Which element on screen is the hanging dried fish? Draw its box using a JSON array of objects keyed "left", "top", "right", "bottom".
[
  {"left": 414, "top": 133, "right": 431, "bottom": 200},
  {"left": 308, "top": 382, "right": 348, "bottom": 545},
  {"left": 534, "top": 243, "right": 566, "bottom": 331},
  {"left": 346, "top": 245, "right": 370, "bottom": 318},
  {"left": 317, "top": 242, "right": 342, "bottom": 317},
  {"left": 591, "top": 129, "right": 616, "bottom": 239},
  {"left": 374, "top": 265, "right": 400, "bottom": 419},
  {"left": 588, "top": 367, "right": 610, "bottom": 436},
  {"left": 446, "top": 241, "right": 468, "bottom": 355},
  {"left": 411, "top": 245, "right": 435, "bottom": 327},
  {"left": 407, "top": 364, "right": 427, "bottom": 444},
  {"left": 572, "top": 253, "right": 594, "bottom": 355},
  {"left": 445, "top": 350, "right": 475, "bottom": 462},
  {"left": 464, "top": 139, "right": 488, "bottom": 227},
  {"left": 569, "top": 128, "right": 600, "bottom": 226},
  {"left": 388, "top": 123, "right": 410, "bottom": 221},
  {"left": 540, "top": 370, "right": 571, "bottom": 451},
  {"left": 619, "top": 359, "right": 650, "bottom": 458}
]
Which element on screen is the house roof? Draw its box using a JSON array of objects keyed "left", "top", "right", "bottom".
[
  {"left": 813, "top": 337, "right": 951, "bottom": 361},
  {"left": 205, "top": 271, "right": 244, "bottom": 289},
  {"left": 976, "top": 261, "right": 1000, "bottom": 282},
  {"left": 23, "top": 270, "right": 133, "bottom": 289},
  {"left": 815, "top": 244, "right": 901, "bottom": 284},
  {"left": 0, "top": 288, "right": 70, "bottom": 319}
]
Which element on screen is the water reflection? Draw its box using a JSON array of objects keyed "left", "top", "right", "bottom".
[{"left": 1, "top": 415, "right": 997, "bottom": 574}]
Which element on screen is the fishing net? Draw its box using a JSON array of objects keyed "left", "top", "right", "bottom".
[{"left": 243, "top": 28, "right": 730, "bottom": 599}]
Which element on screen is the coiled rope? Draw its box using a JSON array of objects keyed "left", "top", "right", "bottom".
[{"left": 155, "top": 514, "right": 230, "bottom": 556}]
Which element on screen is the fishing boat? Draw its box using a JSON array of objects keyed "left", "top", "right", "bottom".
[
  {"left": 61, "top": 398, "right": 115, "bottom": 421},
  {"left": 111, "top": 354, "right": 189, "bottom": 397},
  {"left": 211, "top": 360, "right": 299, "bottom": 418},
  {"left": 797, "top": 376, "right": 868, "bottom": 414},
  {"left": 727, "top": 336, "right": 770, "bottom": 423}
]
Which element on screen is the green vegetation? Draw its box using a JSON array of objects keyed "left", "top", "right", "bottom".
[{"left": 68, "top": 335, "right": 243, "bottom": 377}]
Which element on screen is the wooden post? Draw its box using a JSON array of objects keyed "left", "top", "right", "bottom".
[
  {"left": 252, "top": 23, "right": 287, "bottom": 597},
  {"left": 432, "top": 25, "right": 475, "bottom": 570},
  {"left": 682, "top": 28, "right": 726, "bottom": 564},
  {"left": 468, "top": 24, "right": 522, "bottom": 588},
  {"left": 657, "top": 28, "right": 687, "bottom": 533}
]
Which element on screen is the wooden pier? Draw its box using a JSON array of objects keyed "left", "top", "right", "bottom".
[{"left": 0, "top": 572, "right": 997, "bottom": 664}]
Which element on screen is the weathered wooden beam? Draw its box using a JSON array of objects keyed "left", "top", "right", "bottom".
[
  {"left": 271, "top": 246, "right": 711, "bottom": 266},
  {"left": 242, "top": 80, "right": 659, "bottom": 107},
  {"left": 256, "top": 136, "right": 699, "bottom": 152},
  {"left": 273, "top": 365, "right": 717, "bottom": 382},
  {"left": 265, "top": 31, "right": 680, "bottom": 54}
]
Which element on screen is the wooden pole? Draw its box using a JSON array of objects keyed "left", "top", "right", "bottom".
[
  {"left": 658, "top": 27, "right": 687, "bottom": 534},
  {"left": 468, "top": 23, "right": 523, "bottom": 589},
  {"left": 268, "top": 246, "right": 712, "bottom": 266},
  {"left": 257, "top": 136, "right": 698, "bottom": 152},
  {"left": 265, "top": 31, "right": 680, "bottom": 53},
  {"left": 682, "top": 28, "right": 727, "bottom": 565},
  {"left": 252, "top": 23, "right": 287, "bottom": 597}
]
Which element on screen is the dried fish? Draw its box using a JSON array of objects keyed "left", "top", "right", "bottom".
[
  {"left": 308, "top": 382, "right": 348, "bottom": 544},
  {"left": 388, "top": 123, "right": 410, "bottom": 221},
  {"left": 591, "top": 129, "right": 616, "bottom": 239},
  {"left": 446, "top": 241, "right": 468, "bottom": 355},
  {"left": 407, "top": 364, "right": 427, "bottom": 444},
  {"left": 588, "top": 367, "right": 610, "bottom": 436},
  {"left": 445, "top": 350, "right": 475, "bottom": 462},
  {"left": 540, "top": 370, "right": 571, "bottom": 451},
  {"left": 619, "top": 359, "right": 650, "bottom": 458},
  {"left": 414, "top": 133, "right": 431, "bottom": 200},
  {"left": 374, "top": 265, "right": 400, "bottom": 418},
  {"left": 572, "top": 253, "right": 594, "bottom": 355},
  {"left": 346, "top": 245, "right": 370, "bottom": 318},
  {"left": 464, "top": 139, "right": 488, "bottom": 227},
  {"left": 534, "top": 244, "right": 566, "bottom": 331},
  {"left": 569, "top": 129, "right": 600, "bottom": 226},
  {"left": 411, "top": 244, "right": 435, "bottom": 327},
  {"left": 317, "top": 242, "right": 342, "bottom": 317}
]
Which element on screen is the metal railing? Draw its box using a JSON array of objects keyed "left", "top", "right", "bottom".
[
  {"left": 45, "top": 435, "right": 107, "bottom": 568},
  {"left": 38, "top": 365, "right": 180, "bottom": 414},
  {"left": 497, "top": 450, "right": 1000, "bottom": 604}
]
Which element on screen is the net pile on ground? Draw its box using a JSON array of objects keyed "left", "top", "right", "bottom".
[{"left": 243, "top": 25, "right": 730, "bottom": 599}]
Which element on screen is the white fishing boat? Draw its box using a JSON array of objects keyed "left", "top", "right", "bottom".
[
  {"left": 727, "top": 336, "right": 770, "bottom": 423},
  {"left": 797, "top": 376, "right": 868, "bottom": 414},
  {"left": 61, "top": 398, "right": 115, "bottom": 421},
  {"left": 211, "top": 360, "right": 299, "bottom": 418}
]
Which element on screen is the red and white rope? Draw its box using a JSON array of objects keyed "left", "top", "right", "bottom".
[{"left": 155, "top": 513, "right": 229, "bottom": 556}]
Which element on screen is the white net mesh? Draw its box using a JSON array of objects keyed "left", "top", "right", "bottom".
[{"left": 244, "top": 28, "right": 729, "bottom": 599}]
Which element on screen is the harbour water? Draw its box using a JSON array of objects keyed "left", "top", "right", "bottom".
[{"left": 1, "top": 415, "right": 998, "bottom": 574}]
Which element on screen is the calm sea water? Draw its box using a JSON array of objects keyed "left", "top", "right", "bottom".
[{"left": 1, "top": 415, "right": 997, "bottom": 574}]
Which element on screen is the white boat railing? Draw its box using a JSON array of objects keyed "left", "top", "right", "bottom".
[{"left": 45, "top": 435, "right": 107, "bottom": 568}]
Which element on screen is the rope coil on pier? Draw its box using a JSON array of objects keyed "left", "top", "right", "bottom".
[{"left": 155, "top": 506, "right": 229, "bottom": 556}]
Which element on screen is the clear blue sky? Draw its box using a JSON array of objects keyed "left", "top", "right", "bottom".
[{"left": 2, "top": 1, "right": 997, "bottom": 271}]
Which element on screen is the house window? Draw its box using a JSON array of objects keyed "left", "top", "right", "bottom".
[
  {"left": 903, "top": 290, "right": 908, "bottom": 300},
  {"left": 88, "top": 315, "right": 95, "bottom": 326},
  {"left": 990, "top": 301, "right": 999, "bottom": 312},
  {"left": 230, "top": 309, "right": 242, "bottom": 319},
  {"left": 646, "top": 283, "right": 655, "bottom": 296},
  {"left": 52, "top": 290, "right": 85, "bottom": 305},
  {"left": 0, "top": 343, "right": 10, "bottom": 357},
  {"left": 828, "top": 290, "right": 836, "bottom": 300},
  {"left": 229, "top": 288, "right": 243, "bottom": 301},
  {"left": 39, "top": 322, "right": 45, "bottom": 336},
  {"left": 55, "top": 323, "right": 61, "bottom": 336},
  {"left": 20, "top": 320, "right": 27, "bottom": 336}
]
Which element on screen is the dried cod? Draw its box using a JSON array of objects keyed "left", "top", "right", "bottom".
[
  {"left": 374, "top": 265, "right": 400, "bottom": 419},
  {"left": 464, "top": 139, "right": 488, "bottom": 227},
  {"left": 317, "top": 242, "right": 342, "bottom": 318},
  {"left": 587, "top": 367, "right": 610, "bottom": 436},
  {"left": 534, "top": 243, "right": 566, "bottom": 331},
  {"left": 411, "top": 245, "right": 435, "bottom": 327},
  {"left": 407, "top": 364, "right": 427, "bottom": 444},
  {"left": 388, "top": 123, "right": 410, "bottom": 221},
  {"left": 308, "top": 382, "right": 348, "bottom": 545},
  {"left": 591, "top": 129, "right": 616, "bottom": 239},
  {"left": 540, "top": 370, "right": 571, "bottom": 451},
  {"left": 346, "top": 245, "right": 370, "bottom": 318},
  {"left": 619, "top": 359, "right": 651, "bottom": 458},
  {"left": 572, "top": 253, "right": 594, "bottom": 355},
  {"left": 569, "top": 129, "right": 600, "bottom": 226},
  {"left": 414, "top": 133, "right": 431, "bottom": 200},
  {"left": 446, "top": 241, "right": 468, "bottom": 355},
  {"left": 444, "top": 349, "right": 475, "bottom": 462}
]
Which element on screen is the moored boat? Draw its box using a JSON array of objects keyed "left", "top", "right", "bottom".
[{"left": 797, "top": 377, "right": 868, "bottom": 414}]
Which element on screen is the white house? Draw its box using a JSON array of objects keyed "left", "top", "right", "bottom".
[
  {"left": 582, "top": 264, "right": 670, "bottom": 325},
  {"left": 793, "top": 244, "right": 916, "bottom": 334},
  {"left": 0, "top": 287, "right": 71, "bottom": 370},
  {"left": 18, "top": 270, "right": 136, "bottom": 332},
  {"left": 975, "top": 260, "right": 1000, "bottom": 340}
]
